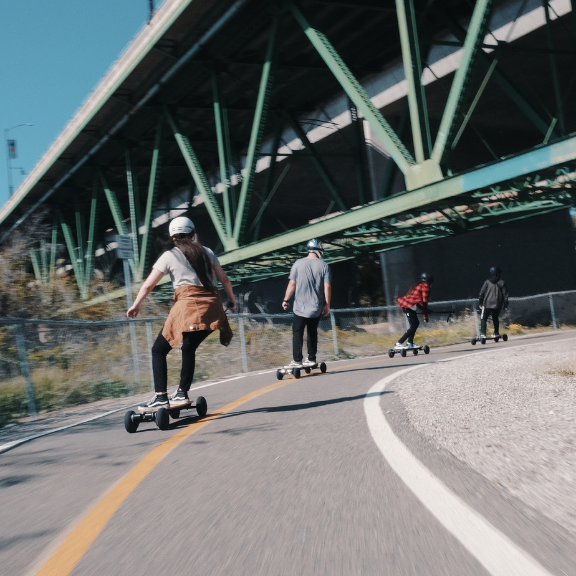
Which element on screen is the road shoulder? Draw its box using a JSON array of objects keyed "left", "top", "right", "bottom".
[{"left": 382, "top": 337, "right": 576, "bottom": 575}]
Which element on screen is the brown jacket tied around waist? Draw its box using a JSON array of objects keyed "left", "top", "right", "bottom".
[{"left": 162, "top": 285, "right": 233, "bottom": 348}]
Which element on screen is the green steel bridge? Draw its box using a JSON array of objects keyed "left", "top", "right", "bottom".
[{"left": 1, "top": 0, "right": 576, "bottom": 305}]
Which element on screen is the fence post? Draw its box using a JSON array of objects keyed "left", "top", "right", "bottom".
[
  {"left": 145, "top": 321, "right": 154, "bottom": 390},
  {"left": 238, "top": 315, "right": 248, "bottom": 373},
  {"left": 330, "top": 310, "right": 339, "bottom": 358},
  {"left": 122, "top": 259, "right": 141, "bottom": 392},
  {"left": 473, "top": 300, "right": 481, "bottom": 338},
  {"left": 128, "top": 323, "right": 141, "bottom": 393},
  {"left": 15, "top": 325, "right": 38, "bottom": 420},
  {"left": 549, "top": 293, "right": 558, "bottom": 329}
]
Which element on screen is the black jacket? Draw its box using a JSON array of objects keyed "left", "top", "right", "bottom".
[{"left": 479, "top": 277, "right": 508, "bottom": 309}]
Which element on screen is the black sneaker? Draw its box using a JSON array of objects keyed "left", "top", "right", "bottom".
[
  {"left": 138, "top": 394, "right": 169, "bottom": 411},
  {"left": 169, "top": 389, "right": 189, "bottom": 407}
]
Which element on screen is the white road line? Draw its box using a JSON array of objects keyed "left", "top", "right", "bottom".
[
  {"left": 0, "top": 373, "right": 253, "bottom": 455},
  {"left": 364, "top": 353, "right": 560, "bottom": 575},
  {"left": 2, "top": 333, "right": 571, "bottom": 456},
  {"left": 187, "top": 374, "right": 245, "bottom": 390},
  {"left": 0, "top": 405, "right": 140, "bottom": 455}
]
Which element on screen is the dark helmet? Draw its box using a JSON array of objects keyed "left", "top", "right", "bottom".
[
  {"left": 489, "top": 266, "right": 501, "bottom": 277},
  {"left": 420, "top": 272, "right": 434, "bottom": 285}
]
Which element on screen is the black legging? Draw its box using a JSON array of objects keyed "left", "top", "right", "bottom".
[
  {"left": 398, "top": 308, "right": 419, "bottom": 344},
  {"left": 480, "top": 307, "right": 501, "bottom": 335},
  {"left": 151, "top": 330, "right": 211, "bottom": 393}
]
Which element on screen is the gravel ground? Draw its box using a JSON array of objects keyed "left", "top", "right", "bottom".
[{"left": 397, "top": 339, "right": 576, "bottom": 536}]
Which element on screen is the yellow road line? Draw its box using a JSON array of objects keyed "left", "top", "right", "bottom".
[{"left": 34, "top": 356, "right": 388, "bottom": 576}]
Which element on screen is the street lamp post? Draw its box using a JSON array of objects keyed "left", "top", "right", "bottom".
[{"left": 5, "top": 123, "right": 33, "bottom": 197}]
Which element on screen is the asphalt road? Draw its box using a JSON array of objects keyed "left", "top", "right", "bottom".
[{"left": 1, "top": 331, "right": 575, "bottom": 576}]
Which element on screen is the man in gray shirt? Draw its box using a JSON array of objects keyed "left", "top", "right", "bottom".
[{"left": 282, "top": 239, "right": 332, "bottom": 368}]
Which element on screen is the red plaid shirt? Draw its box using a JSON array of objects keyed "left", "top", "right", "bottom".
[{"left": 397, "top": 281, "right": 431, "bottom": 311}]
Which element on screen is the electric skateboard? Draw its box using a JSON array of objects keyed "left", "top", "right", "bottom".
[
  {"left": 124, "top": 395, "right": 208, "bottom": 433},
  {"left": 276, "top": 362, "right": 327, "bottom": 380},
  {"left": 388, "top": 344, "right": 430, "bottom": 358}
]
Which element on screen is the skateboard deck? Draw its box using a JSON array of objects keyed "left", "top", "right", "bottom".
[
  {"left": 137, "top": 399, "right": 193, "bottom": 414},
  {"left": 276, "top": 362, "right": 327, "bottom": 380}
]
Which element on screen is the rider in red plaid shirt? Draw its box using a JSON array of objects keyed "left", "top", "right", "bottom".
[{"left": 395, "top": 273, "right": 433, "bottom": 349}]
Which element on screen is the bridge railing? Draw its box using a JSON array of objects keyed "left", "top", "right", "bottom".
[{"left": 1, "top": 290, "right": 575, "bottom": 425}]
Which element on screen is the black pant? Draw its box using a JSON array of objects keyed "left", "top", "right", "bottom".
[
  {"left": 292, "top": 314, "right": 321, "bottom": 363},
  {"left": 480, "top": 307, "right": 501, "bottom": 335},
  {"left": 398, "top": 308, "right": 419, "bottom": 344},
  {"left": 151, "top": 330, "right": 211, "bottom": 393}
]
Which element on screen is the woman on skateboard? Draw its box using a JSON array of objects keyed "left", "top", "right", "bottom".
[
  {"left": 127, "top": 216, "right": 235, "bottom": 410},
  {"left": 479, "top": 266, "right": 509, "bottom": 339},
  {"left": 395, "top": 272, "right": 433, "bottom": 350}
]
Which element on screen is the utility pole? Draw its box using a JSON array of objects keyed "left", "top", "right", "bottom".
[{"left": 4, "top": 123, "right": 33, "bottom": 197}]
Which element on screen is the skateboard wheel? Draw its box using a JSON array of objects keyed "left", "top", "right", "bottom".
[
  {"left": 196, "top": 396, "right": 208, "bottom": 418},
  {"left": 276, "top": 369, "right": 284, "bottom": 380},
  {"left": 412, "top": 349, "right": 418, "bottom": 355},
  {"left": 400, "top": 348, "right": 407, "bottom": 357},
  {"left": 124, "top": 410, "right": 139, "bottom": 433},
  {"left": 293, "top": 368, "right": 301, "bottom": 379},
  {"left": 320, "top": 362, "right": 327, "bottom": 373},
  {"left": 423, "top": 345, "right": 430, "bottom": 354},
  {"left": 481, "top": 338, "right": 486, "bottom": 345},
  {"left": 388, "top": 349, "right": 395, "bottom": 358},
  {"left": 494, "top": 337, "right": 500, "bottom": 343},
  {"left": 170, "top": 409, "right": 180, "bottom": 419},
  {"left": 471, "top": 339, "right": 476, "bottom": 345},
  {"left": 156, "top": 407, "right": 169, "bottom": 430},
  {"left": 304, "top": 367, "right": 311, "bottom": 374},
  {"left": 502, "top": 334, "right": 508, "bottom": 341}
]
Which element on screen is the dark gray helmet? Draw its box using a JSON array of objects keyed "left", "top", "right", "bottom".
[
  {"left": 489, "top": 266, "right": 501, "bottom": 276},
  {"left": 420, "top": 272, "right": 434, "bottom": 285}
]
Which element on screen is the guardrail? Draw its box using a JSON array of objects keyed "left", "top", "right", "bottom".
[{"left": 1, "top": 289, "right": 574, "bottom": 423}]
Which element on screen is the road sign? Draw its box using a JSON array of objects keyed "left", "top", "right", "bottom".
[
  {"left": 115, "top": 234, "right": 134, "bottom": 259},
  {"left": 7, "top": 140, "right": 16, "bottom": 159}
]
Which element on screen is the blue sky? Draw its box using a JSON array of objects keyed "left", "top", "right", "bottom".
[{"left": 0, "top": 1, "right": 152, "bottom": 207}]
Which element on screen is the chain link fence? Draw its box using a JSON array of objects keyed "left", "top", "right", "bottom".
[{"left": 1, "top": 290, "right": 575, "bottom": 425}]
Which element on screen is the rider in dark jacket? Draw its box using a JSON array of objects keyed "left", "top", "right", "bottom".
[{"left": 479, "top": 267, "right": 509, "bottom": 338}]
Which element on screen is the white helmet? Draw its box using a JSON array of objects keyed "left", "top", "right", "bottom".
[{"left": 169, "top": 216, "right": 195, "bottom": 236}]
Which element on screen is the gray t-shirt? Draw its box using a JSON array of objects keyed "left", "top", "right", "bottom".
[
  {"left": 288, "top": 257, "right": 332, "bottom": 318},
  {"left": 153, "top": 246, "right": 219, "bottom": 289}
]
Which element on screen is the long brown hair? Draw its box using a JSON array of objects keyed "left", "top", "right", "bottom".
[{"left": 171, "top": 232, "right": 214, "bottom": 290}]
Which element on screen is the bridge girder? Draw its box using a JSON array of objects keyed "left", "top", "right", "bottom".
[{"left": 0, "top": 0, "right": 575, "bottom": 303}]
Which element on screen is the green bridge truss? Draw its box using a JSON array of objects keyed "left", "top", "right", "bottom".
[{"left": 1, "top": 0, "right": 575, "bottom": 305}]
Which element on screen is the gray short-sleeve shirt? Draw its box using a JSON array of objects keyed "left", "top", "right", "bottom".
[
  {"left": 153, "top": 247, "right": 219, "bottom": 289},
  {"left": 288, "top": 257, "right": 332, "bottom": 318}
]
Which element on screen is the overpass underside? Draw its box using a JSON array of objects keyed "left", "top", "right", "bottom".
[{"left": 1, "top": 0, "right": 576, "bottom": 301}]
